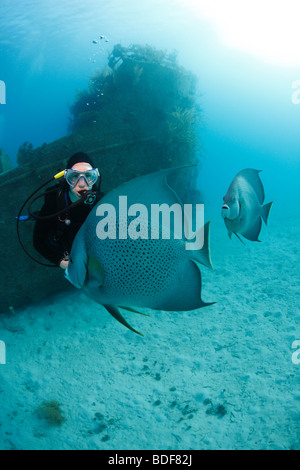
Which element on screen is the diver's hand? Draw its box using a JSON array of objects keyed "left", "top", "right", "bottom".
[
  {"left": 60, "top": 259, "right": 69, "bottom": 269},
  {"left": 60, "top": 252, "right": 69, "bottom": 269}
]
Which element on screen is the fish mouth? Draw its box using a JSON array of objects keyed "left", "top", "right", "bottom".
[{"left": 221, "top": 204, "right": 229, "bottom": 219}]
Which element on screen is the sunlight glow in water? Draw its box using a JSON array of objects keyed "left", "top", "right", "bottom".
[{"left": 184, "top": 0, "right": 300, "bottom": 66}]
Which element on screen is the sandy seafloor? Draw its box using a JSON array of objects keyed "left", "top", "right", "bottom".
[{"left": 0, "top": 202, "right": 299, "bottom": 450}]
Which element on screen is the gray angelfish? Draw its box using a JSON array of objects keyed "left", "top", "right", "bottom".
[
  {"left": 66, "top": 167, "right": 214, "bottom": 336},
  {"left": 221, "top": 168, "right": 273, "bottom": 242}
]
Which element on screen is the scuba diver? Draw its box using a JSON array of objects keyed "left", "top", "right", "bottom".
[{"left": 33, "top": 152, "right": 103, "bottom": 269}]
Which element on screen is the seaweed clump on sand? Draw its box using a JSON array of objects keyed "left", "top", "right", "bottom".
[
  {"left": 35, "top": 400, "right": 65, "bottom": 427},
  {"left": 68, "top": 44, "right": 202, "bottom": 173},
  {"left": 203, "top": 399, "right": 227, "bottom": 419}
]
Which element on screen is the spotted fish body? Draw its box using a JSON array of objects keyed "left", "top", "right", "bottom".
[
  {"left": 221, "top": 168, "right": 273, "bottom": 242},
  {"left": 66, "top": 168, "right": 213, "bottom": 335}
]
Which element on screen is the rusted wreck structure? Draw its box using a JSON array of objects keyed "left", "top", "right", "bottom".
[{"left": 0, "top": 44, "right": 202, "bottom": 313}]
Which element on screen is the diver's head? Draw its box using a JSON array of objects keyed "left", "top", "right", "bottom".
[{"left": 65, "top": 152, "right": 99, "bottom": 200}]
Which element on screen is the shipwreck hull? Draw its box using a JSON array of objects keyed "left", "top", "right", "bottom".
[
  {"left": 0, "top": 44, "right": 202, "bottom": 313},
  {"left": 0, "top": 134, "right": 174, "bottom": 313}
]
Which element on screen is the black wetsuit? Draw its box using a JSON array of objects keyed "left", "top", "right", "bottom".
[{"left": 33, "top": 183, "right": 103, "bottom": 266}]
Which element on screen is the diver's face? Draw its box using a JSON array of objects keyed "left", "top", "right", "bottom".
[{"left": 70, "top": 162, "right": 93, "bottom": 199}]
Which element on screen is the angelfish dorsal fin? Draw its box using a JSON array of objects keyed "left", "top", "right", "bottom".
[{"left": 188, "top": 221, "right": 213, "bottom": 270}]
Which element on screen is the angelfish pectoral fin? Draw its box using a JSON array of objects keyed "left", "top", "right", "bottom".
[
  {"left": 104, "top": 305, "right": 144, "bottom": 336},
  {"left": 88, "top": 255, "right": 105, "bottom": 286}
]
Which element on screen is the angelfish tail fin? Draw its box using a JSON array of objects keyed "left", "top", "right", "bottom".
[{"left": 261, "top": 201, "right": 273, "bottom": 225}]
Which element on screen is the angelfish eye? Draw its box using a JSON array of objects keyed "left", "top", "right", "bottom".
[{"left": 69, "top": 257, "right": 74, "bottom": 264}]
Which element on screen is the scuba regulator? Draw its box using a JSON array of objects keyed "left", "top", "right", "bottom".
[{"left": 17, "top": 169, "right": 99, "bottom": 267}]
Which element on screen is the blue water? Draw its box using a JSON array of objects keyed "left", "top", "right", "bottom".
[{"left": 0, "top": 0, "right": 299, "bottom": 450}]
